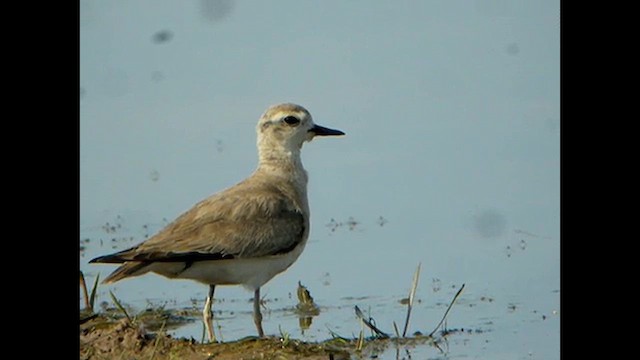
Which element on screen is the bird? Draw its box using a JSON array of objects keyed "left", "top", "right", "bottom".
[{"left": 89, "top": 103, "right": 344, "bottom": 342}]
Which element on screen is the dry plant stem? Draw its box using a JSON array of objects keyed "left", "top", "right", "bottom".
[
  {"left": 428, "top": 283, "right": 465, "bottom": 337},
  {"left": 149, "top": 320, "right": 166, "bottom": 360},
  {"left": 402, "top": 262, "right": 421, "bottom": 337},
  {"left": 354, "top": 305, "right": 389, "bottom": 338},
  {"left": 89, "top": 273, "right": 100, "bottom": 311},
  {"left": 356, "top": 321, "right": 365, "bottom": 351},
  {"left": 109, "top": 290, "right": 131, "bottom": 322},
  {"left": 80, "top": 271, "right": 90, "bottom": 311}
]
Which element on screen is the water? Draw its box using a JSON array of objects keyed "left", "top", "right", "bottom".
[
  {"left": 80, "top": 1, "right": 560, "bottom": 358},
  {"left": 80, "top": 208, "right": 558, "bottom": 358}
]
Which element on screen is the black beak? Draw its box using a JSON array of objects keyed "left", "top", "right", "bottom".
[{"left": 309, "top": 124, "right": 345, "bottom": 136}]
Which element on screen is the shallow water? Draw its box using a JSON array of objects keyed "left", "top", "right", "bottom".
[
  {"left": 80, "top": 208, "right": 558, "bottom": 359},
  {"left": 81, "top": 1, "right": 560, "bottom": 358}
]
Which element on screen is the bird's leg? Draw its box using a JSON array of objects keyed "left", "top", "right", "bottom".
[
  {"left": 202, "top": 285, "right": 216, "bottom": 343},
  {"left": 253, "top": 288, "right": 265, "bottom": 337}
]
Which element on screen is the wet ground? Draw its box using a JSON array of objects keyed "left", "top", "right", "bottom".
[
  {"left": 80, "top": 281, "right": 479, "bottom": 360},
  {"left": 80, "top": 314, "right": 472, "bottom": 360}
]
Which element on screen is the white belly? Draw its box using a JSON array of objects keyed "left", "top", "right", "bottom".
[{"left": 147, "top": 241, "right": 307, "bottom": 290}]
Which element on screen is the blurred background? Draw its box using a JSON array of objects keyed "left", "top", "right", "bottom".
[{"left": 80, "top": 1, "right": 559, "bottom": 358}]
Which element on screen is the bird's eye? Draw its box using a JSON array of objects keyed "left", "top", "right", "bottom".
[{"left": 283, "top": 116, "right": 300, "bottom": 126}]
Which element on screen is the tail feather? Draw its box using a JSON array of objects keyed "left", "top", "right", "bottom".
[{"left": 102, "top": 262, "right": 150, "bottom": 284}]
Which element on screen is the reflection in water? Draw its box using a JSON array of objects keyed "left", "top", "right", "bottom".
[{"left": 295, "top": 282, "right": 320, "bottom": 333}]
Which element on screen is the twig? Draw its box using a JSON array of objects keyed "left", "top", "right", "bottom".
[
  {"left": 354, "top": 305, "right": 389, "bottom": 338},
  {"left": 392, "top": 321, "right": 400, "bottom": 338},
  {"left": 432, "top": 339, "right": 445, "bottom": 354},
  {"left": 402, "top": 262, "right": 421, "bottom": 337},
  {"left": 325, "top": 326, "right": 351, "bottom": 343},
  {"left": 80, "top": 314, "right": 98, "bottom": 324},
  {"left": 428, "top": 283, "right": 465, "bottom": 337}
]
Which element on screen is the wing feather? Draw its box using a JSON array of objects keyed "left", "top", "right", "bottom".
[{"left": 90, "top": 178, "right": 307, "bottom": 264}]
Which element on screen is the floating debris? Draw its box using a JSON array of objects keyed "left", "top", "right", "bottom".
[
  {"left": 322, "top": 272, "right": 331, "bottom": 286},
  {"left": 432, "top": 278, "right": 442, "bottom": 292},
  {"left": 326, "top": 218, "right": 340, "bottom": 232},
  {"left": 102, "top": 222, "right": 117, "bottom": 234},
  {"left": 519, "top": 239, "right": 527, "bottom": 250},
  {"left": 505, "top": 245, "right": 513, "bottom": 258},
  {"left": 346, "top": 217, "right": 359, "bottom": 231},
  {"left": 326, "top": 216, "right": 361, "bottom": 232}
]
